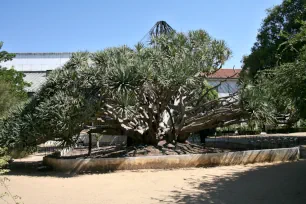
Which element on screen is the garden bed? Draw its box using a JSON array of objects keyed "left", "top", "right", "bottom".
[
  {"left": 43, "top": 147, "right": 300, "bottom": 173},
  {"left": 61, "top": 143, "right": 230, "bottom": 159}
]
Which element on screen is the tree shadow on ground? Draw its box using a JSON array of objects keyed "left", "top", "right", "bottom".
[
  {"left": 2, "top": 152, "right": 73, "bottom": 178},
  {"left": 4, "top": 160, "right": 74, "bottom": 178},
  {"left": 4, "top": 151, "right": 128, "bottom": 178},
  {"left": 157, "top": 160, "right": 306, "bottom": 204}
]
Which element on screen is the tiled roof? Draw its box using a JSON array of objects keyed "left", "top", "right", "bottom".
[
  {"left": 208, "top": 69, "right": 241, "bottom": 79},
  {"left": 23, "top": 71, "right": 47, "bottom": 92}
]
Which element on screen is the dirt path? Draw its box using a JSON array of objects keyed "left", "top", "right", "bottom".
[{"left": 1, "top": 159, "right": 306, "bottom": 204}]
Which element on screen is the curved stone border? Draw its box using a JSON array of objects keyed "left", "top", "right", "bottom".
[{"left": 43, "top": 147, "right": 300, "bottom": 173}]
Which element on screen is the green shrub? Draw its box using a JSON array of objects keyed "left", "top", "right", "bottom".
[{"left": 0, "top": 147, "right": 10, "bottom": 174}]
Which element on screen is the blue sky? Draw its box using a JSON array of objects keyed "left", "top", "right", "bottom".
[{"left": 1, "top": 0, "right": 282, "bottom": 68}]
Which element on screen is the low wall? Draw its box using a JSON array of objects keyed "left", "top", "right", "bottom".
[
  {"left": 300, "top": 146, "right": 306, "bottom": 158},
  {"left": 205, "top": 135, "right": 303, "bottom": 150},
  {"left": 43, "top": 147, "right": 300, "bottom": 173}
]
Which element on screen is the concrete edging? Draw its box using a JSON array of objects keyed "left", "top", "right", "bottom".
[{"left": 43, "top": 147, "right": 300, "bottom": 173}]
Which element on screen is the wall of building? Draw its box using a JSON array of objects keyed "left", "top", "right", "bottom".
[
  {"left": 0, "top": 53, "right": 72, "bottom": 71},
  {"left": 207, "top": 79, "right": 239, "bottom": 97}
]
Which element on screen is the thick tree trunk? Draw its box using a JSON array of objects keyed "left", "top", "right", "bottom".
[
  {"left": 177, "top": 132, "right": 190, "bottom": 143},
  {"left": 97, "top": 140, "right": 100, "bottom": 148},
  {"left": 199, "top": 130, "right": 207, "bottom": 144},
  {"left": 125, "top": 129, "right": 144, "bottom": 146},
  {"left": 127, "top": 136, "right": 158, "bottom": 146},
  {"left": 127, "top": 136, "right": 142, "bottom": 146},
  {"left": 199, "top": 129, "right": 215, "bottom": 144},
  {"left": 144, "top": 131, "right": 158, "bottom": 145},
  {"left": 88, "top": 132, "right": 92, "bottom": 156},
  {"left": 125, "top": 129, "right": 158, "bottom": 146},
  {"left": 165, "top": 132, "right": 176, "bottom": 143}
]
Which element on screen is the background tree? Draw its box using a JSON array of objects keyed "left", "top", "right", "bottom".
[
  {"left": 0, "top": 42, "right": 15, "bottom": 63},
  {"left": 242, "top": 22, "right": 306, "bottom": 127},
  {"left": 0, "top": 68, "right": 30, "bottom": 99},
  {"left": 0, "top": 81, "right": 22, "bottom": 118},
  {"left": 0, "top": 42, "right": 29, "bottom": 117},
  {"left": 0, "top": 43, "right": 25, "bottom": 203},
  {"left": 242, "top": 0, "right": 306, "bottom": 79}
]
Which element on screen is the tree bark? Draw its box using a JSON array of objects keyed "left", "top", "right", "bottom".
[
  {"left": 144, "top": 130, "right": 158, "bottom": 145},
  {"left": 125, "top": 128, "right": 158, "bottom": 146},
  {"left": 199, "top": 129, "right": 216, "bottom": 144},
  {"left": 177, "top": 132, "right": 190, "bottom": 143},
  {"left": 88, "top": 132, "right": 92, "bottom": 156},
  {"left": 97, "top": 140, "right": 100, "bottom": 148},
  {"left": 199, "top": 130, "right": 207, "bottom": 144},
  {"left": 165, "top": 132, "right": 176, "bottom": 143}
]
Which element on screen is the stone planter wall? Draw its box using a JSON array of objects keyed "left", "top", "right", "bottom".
[{"left": 43, "top": 147, "right": 300, "bottom": 174}]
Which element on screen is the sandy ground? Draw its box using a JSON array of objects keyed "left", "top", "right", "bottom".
[{"left": 1, "top": 155, "right": 306, "bottom": 204}]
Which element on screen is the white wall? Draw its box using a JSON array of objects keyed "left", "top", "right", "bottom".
[
  {"left": 0, "top": 53, "right": 72, "bottom": 71},
  {"left": 207, "top": 79, "right": 239, "bottom": 97}
]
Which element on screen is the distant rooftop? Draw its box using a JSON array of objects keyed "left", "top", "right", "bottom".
[{"left": 208, "top": 69, "right": 241, "bottom": 79}]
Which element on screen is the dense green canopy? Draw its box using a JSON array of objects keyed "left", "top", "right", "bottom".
[
  {"left": 242, "top": 0, "right": 306, "bottom": 78},
  {"left": 242, "top": 22, "right": 306, "bottom": 126},
  {"left": 0, "top": 30, "right": 247, "bottom": 150}
]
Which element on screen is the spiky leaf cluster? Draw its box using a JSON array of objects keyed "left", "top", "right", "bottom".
[{"left": 0, "top": 30, "right": 238, "bottom": 148}]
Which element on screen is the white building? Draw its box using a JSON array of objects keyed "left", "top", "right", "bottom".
[
  {"left": 0, "top": 53, "right": 240, "bottom": 96},
  {"left": 207, "top": 69, "right": 240, "bottom": 97},
  {"left": 0, "top": 52, "right": 72, "bottom": 71},
  {"left": 0, "top": 53, "right": 72, "bottom": 95}
]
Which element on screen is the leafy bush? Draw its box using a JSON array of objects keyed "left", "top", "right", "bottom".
[
  {"left": 0, "top": 147, "right": 10, "bottom": 174},
  {"left": 216, "top": 124, "right": 262, "bottom": 135}
]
